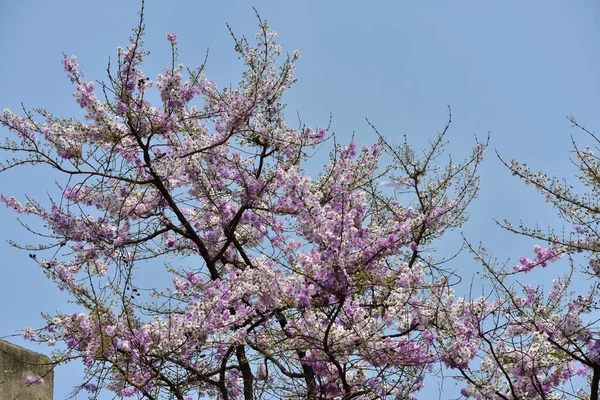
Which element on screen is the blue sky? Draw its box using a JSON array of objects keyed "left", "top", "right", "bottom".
[{"left": 0, "top": 1, "right": 599, "bottom": 398}]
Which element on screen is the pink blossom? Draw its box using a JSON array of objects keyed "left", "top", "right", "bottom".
[
  {"left": 166, "top": 32, "right": 177, "bottom": 44},
  {"left": 121, "top": 387, "right": 136, "bottom": 396},
  {"left": 25, "top": 375, "right": 44, "bottom": 385}
]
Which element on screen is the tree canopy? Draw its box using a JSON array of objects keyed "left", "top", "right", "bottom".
[{"left": 1, "top": 4, "right": 598, "bottom": 400}]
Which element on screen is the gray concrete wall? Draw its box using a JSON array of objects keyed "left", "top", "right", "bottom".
[{"left": 0, "top": 339, "right": 54, "bottom": 400}]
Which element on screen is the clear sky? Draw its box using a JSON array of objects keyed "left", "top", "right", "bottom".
[{"left": 0, "top": 1, "right": 599, "bottom": 398}]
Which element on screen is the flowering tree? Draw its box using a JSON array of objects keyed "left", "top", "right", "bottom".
[
  {"left": 436, "top": 118, "right": 600, "bottom": 400},
  {"left": 0, "top": 4, "right": 487, "bottom": 400}
]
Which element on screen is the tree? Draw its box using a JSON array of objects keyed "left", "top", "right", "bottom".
[
  {"left": 0, "top": 3, "right": 489, "bottom": 400},
  {"left": 434, "top": 118, "right": 600, "bottom": 400}
]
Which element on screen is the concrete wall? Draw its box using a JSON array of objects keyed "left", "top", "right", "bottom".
[{"left": 0, "top": 339, "right": 54, "bottom": 400}]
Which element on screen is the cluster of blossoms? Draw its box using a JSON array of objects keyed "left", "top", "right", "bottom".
[{"left": 515, "top": 243, "right": 564, "bottom": 272}]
